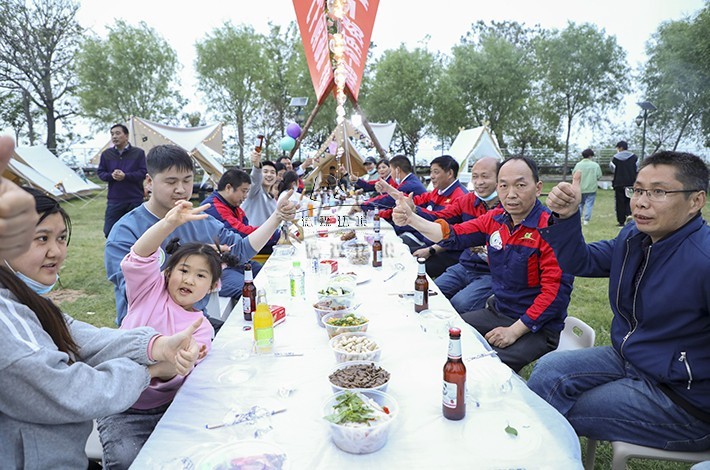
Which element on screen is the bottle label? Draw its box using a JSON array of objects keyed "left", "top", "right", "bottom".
[
  {"left": 254, "top": 327, "right": 274, "bottom": 353},
  {"left": 375, "top": 251, "right": 382, "bottom": 263},
  {"left": 414, "top": 290, "right": 424, "bottom": 306},
  {"left": 442, "top": 380, "right": 458, "bottom": 408},
  {"left": 242, "top": 297, "right": 252, "bottom": 314},
  {"left": 448, "top": 338, "right": 462, "bottom": 359},
  {"left": 290, "top": 277, "right": 305, "bottom": 297}
]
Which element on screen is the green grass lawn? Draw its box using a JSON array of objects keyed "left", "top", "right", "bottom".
[{"left": 54, "top": 185, "right": 694, "bottom": 469}]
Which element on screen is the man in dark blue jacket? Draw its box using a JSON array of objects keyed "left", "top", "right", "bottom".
[
  {"left": 529, "top": 151, "right": 710, "bottom": 451},
  {"left": 97, "top": 124, "right": 147, "bottom": 237}
]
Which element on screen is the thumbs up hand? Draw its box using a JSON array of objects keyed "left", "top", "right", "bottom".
[{"left": 546, "top": 171, "right": 582, "bottom": 219}]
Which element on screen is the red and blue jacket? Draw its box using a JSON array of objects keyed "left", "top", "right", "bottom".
[
  {"left": 354, "top": 173, "right": 391, "bottom": 192},
  {"left": 438, "top": 200, "right": 573, "bottom": 333},
  {"left": 361, "top": 173, "right": 425, "bottom": 213},
  {"left": 418, "top": 193, "right": 495, "bottom": 274},
  {"left": 201, "top": 191, "right": 279, "bottom": 245},
  {"left": 381, "top": 180, "right": 468, "bottom": 244}
]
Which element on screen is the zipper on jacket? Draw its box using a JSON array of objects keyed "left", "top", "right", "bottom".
[
  {"left": 625, "top": 244, "right": 651, "bottom": 351},
  {"left": 617, "top": 239, "right": 635, "bottom": 356},
  {"left": 679, "top": 352, "right": 693, "bottom": 390}
]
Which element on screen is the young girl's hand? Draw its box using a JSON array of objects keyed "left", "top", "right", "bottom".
[
  {"left": 164, "top": 201, "right": 210, "bottom": 228},
  {"left": 276, "top": 190, "right": 297, "bottom": 221},
  {"left": 152, "top": 317, "right": 205, "bottom": 375}
]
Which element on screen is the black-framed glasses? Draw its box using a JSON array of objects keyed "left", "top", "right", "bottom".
[{"left": 625, "top": 186, "right": 702, "bottom": 201}]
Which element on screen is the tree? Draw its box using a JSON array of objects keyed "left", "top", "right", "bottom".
[
  {"left": 643, "top": 5, "right": 710, "bottom": 149},
  {"left": 536, "top": 22, "right": 630, "bottom": 178},
  {"left": 446, "top": 21, "right": 542, "bottom": 150},
  {"left": 361, "top": 45, "right": 439, "bottom": 159},
  {"left": 195, "top": 23, "right": 266, "bottom": 166},
  {"left": 75, "top": 20, "right": 185, "bottom": 126},
  {"left": 0, "top": 0, "right": 83, "bottom": 153},
  {"left": 0, "top": 89, "right": 42, "bottom": 144}
]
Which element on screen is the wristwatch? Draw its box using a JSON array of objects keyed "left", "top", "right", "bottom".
[{"left": 428, "top": 247, "right": 436, "bottom": 256}]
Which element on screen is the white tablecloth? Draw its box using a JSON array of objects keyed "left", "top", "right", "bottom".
[{"left": 131, "top": 221, "right": 582, "bottom": 469}]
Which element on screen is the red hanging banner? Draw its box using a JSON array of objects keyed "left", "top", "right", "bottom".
[{"left": 293, "top": 0, "right": 379, "bottom": 104}]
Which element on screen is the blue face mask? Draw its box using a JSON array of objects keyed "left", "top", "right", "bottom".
[
  {"left": 476, "top": 190, "right": 498, "bottom": 202},
  {"left": 5, "top": 261, "right": 57, "bottom": 295},
  {"left": 17, "top": 271, "right": 57, "bottom": 295},
  {"left": 367, "top": 167, "right": 377, "bottom": 175}
]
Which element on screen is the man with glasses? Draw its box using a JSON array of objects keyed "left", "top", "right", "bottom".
[{"left": 528, "top": 151, "right": 710, "bottom": 452}]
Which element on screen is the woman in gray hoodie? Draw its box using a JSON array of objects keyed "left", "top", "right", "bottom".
[{"left": 0, "top": 188, "right": 203, "bottom": 469}]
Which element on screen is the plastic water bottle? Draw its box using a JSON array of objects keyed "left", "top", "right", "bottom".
[{"left": 289, "top": 261, "right": 305, "bottom": 299}]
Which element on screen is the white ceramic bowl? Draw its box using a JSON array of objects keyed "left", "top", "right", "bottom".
[
  {"left": 323, "top": 390, "right": 397, "bottom": 454},
  {"left": 328, "top": 360, "right": 390, "bottom": 393},
  {"left": 322, "top": 311, "right": 369, "bottom": 339},
  {"left": 329, "top": 332, "right": 381, "bottom": 363}
]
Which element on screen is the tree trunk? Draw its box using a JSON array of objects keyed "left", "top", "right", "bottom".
[
  {"left": 562, "top": 115, "right": 572, "bottom": 182},
  {"left": 672, "top": 111, "right": 694, "bottom": 151},
  {"left": 22, "top": 90, "right": 36, "bottom": 145},
  {"left": 46, "top": 105, "right": 57, "bottom": 155},
  {"left": 237, "top": 114, "right": 245, "bottom": 168}
]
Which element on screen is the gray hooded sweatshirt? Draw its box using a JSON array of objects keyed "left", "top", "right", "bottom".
[{"left": 0, "top": 287, "right": 156, "bottom": 469}]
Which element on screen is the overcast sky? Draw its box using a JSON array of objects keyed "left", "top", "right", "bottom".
[{"left": 68, "top": 0, "right": 706, "bottom": 152}]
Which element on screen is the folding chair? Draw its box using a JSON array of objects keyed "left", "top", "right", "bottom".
[
  {"left": 585, "top": 439, "right": 710, "bottom": 470},
  {"left": 557, "top": 316, "right": 596, "bottom": 351}
]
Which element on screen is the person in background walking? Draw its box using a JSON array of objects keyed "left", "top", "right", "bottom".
[
  {"left": 97, "top": 124, "right": 147, "bottom": 237},
  {"left": 573, "top": 148, "right": 603, "bottom": 225},
  {"left": 610, "top": 140, "right": 637, "bottom": 227}
]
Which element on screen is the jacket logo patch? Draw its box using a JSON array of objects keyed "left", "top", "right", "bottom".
[
  {"left": 520, "top": 232, "right": 536, "bottom": 242},
  {"left": 489, "top": 231, "right": 503, "bottom": 250}
]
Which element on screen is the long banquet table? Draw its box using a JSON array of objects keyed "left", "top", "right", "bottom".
[{"left": 131, "top": 214, "right": 583, "bottom": 469}]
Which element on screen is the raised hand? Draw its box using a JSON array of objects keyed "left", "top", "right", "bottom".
[
  {"left": 0, "top": 136, "right": 39, "bottom": 260},
  {"left": 250, "top": 150, "right": 262, "bottom": 168},
  {"left": 164, "top": 201, "right": 210, "bottom": 228},
  {"left": 546, "top": 171, "right": 582, "bottom": 219},
  {"left": 152, "top": 317, "right": 205, "bottom": 376},
  {"left": 276, "top": 189, "right": 297, "bottom": 221},
  {"left": 391, "top": 193, "right": 415, "bottom": 227}
]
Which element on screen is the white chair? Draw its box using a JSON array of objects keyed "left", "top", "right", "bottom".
[
  {"left": 557, "top": 316, "right": 595, "bottom": 351},
  {"left": 85, "top": 420, "right": 103, "bottom": 463},
  {"left": 205, "top": 291, "right": 235, "bottom": 321},
  {"left": 585, "top": 439, "right": 710, "bottom": 470}
]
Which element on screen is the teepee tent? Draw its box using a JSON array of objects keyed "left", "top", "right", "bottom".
[
  {"left": 304, "top": 120, "right": 370, "bottom": 188},
  {"left": 90, "top": 117, "right": 226, "bottom": 183},
  {"left": 4, "top": 146, "right": 100, "bottom": 199},
  {"left": 448, "top": 126, "right": 503, "bottom": 187}
]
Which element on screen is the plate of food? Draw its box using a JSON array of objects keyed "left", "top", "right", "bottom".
[{"left": 195, "top": 439, "right": 288, "bottom": 469}]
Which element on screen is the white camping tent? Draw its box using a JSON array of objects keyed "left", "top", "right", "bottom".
[
  {"left": 4, "top": 146, "right": 100, "bottom": 199},
  {"left": 448, "top": 126, "right": 503, "bottom": 188},
  {"left": 355, "top": 121, "right": 396, "bottom": 153},
  {"left": 90, "top": 117, "right": 226, "bottom": 184}
]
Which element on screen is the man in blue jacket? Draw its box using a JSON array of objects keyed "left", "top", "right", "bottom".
[
  {"left": 97, "top": 124, "right": 147, "bottom": 237},
  {"left": 529, "top": 151, "right": 710, "bottom": 451}
]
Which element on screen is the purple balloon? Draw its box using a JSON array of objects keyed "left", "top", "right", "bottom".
[{"left": 286, "top": 122, "right": 302, "bottom": 139}]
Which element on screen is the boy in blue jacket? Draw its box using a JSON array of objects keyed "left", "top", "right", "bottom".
[{"left": 529, "top": 151, "right": 710, "bottom": 451}]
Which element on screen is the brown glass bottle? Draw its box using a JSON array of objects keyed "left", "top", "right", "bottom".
[
  {"left": 373, "top": 207, "right": 381, "bottom": 233},
  {"left": 414, "top": 257, "right": 428, "bottom": 313},
  {"left": 242, "top": 263, "right": 257, "bottom": 321},
  {"left": 372, "top": 232, "right": 382, "bottom": 267},
  {"left": 443, "top": 327, "right": 466, "bottom": 420},
  {"left": 255, "top": 134, "right": 265, "bottom": 153}
]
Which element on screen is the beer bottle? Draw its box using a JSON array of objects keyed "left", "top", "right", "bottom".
[
  {"left": 253, "top": 289, "right": 274, "bottom": 354},
  {"left": 443, "top": 327, "right": 466, "bottom": 420},
  {"left": 255, "top": 134, "right": 265, "bottom": 153},
  {"left": 372, "top": 232, "right": 382, "bottom": 267},
  {"left": 414, "top": 257, "right": 428, "bottom": 313},
  {"left": 373, "top": 207, "right": 381, "bottom": 233},
  {"left": 242, "top": 263, "right": 256, "bottom": 321}
]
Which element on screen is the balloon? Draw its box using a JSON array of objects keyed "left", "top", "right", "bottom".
[
  {"left": 328, "top": 141, "right": 338, "bottom": 155},
  {"left": 280, "top": 136, "right": 296, "bottom": 152},
  {"left": 286, "top": 122, "right": 302, "bottom": 139}
]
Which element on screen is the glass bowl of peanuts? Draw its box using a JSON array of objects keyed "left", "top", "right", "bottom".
[{"left": 329, "top": 332, "right": 381, "bottom": 363}]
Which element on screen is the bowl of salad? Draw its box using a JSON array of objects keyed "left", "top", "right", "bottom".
[
  {"left": 322, "top": 312, "right": 369, "bottom": 338},
  {"left": 317, "top": 285, "right": 355, "bottom": 306},
  {"left": 313, "top": 300, "right": 354, "bottom": 328},
  {"left": 323, "top": 390, "right": 397, "bottom": 454}
]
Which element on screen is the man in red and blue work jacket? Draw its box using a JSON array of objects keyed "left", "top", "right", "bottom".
[
  {"left": 201, "top": 168, "right": 279, "bottom": 256},
  {"left": 393, "top": 156, "right": 573, "bottom": 372}
]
